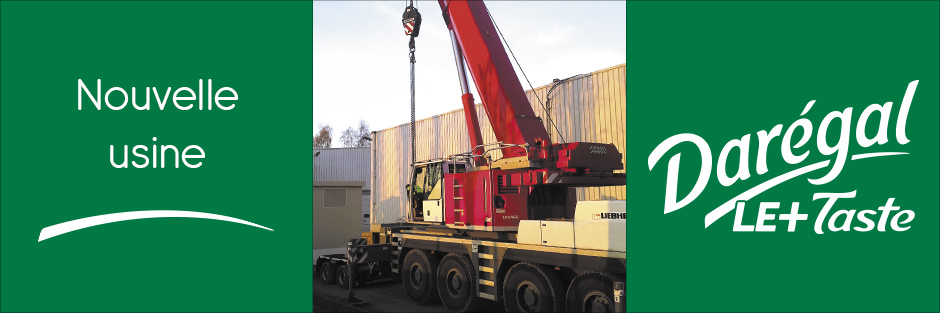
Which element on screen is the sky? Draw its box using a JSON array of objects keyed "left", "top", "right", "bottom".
[{"left": 313, "top": 1, "right": 626, "bottom": 146}]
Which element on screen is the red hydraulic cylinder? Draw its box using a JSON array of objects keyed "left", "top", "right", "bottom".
[
  {"left": 439, "top": 0, "right": 552, "bottom": 159},
  {"left": 461, "top": 93, "right": 486, "bottom": 165}
]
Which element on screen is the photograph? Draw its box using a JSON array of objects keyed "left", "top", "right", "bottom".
[{"left": 312, "top": 1, "right": 625, "bottom": 312}]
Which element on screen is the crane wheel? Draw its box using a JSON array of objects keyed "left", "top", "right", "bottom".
[
  {"left": 335, "top": 264, "right": 350, "bottom": 289},
  {"left": 502, "top": 262, "right": 565, "bottom": 313},
  {"left": 565, "top": 271, "right": 622, "bottom": 313},
  {"left": 319, "top": 262, "right": 336, "bottom": 285},
  {"left": 402, "top": 249, "right": 440, "bottom": 304},
  {"left": 437, "top": 254, "right": 483, "bottom": 312}
]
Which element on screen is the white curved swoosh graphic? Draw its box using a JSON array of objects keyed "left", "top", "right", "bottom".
[
  {"left": 38, "top": 210, "right": 273, "bottom": 242},
  {"left": 850, "top": 152, "right": 909, "bottom": 160}
]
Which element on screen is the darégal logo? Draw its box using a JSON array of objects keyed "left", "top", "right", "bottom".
[{"left": 648, "top": 81, "right": 920, "bottom": 234}]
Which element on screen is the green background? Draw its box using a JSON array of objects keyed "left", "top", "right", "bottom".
[
  {"left": 627, "top": 1, "right": 939, "bottom": 312},
  {"left": 1, "top": 1, "right": 313, "bottom": 312}
]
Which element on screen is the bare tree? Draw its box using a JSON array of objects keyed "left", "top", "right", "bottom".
[
  {"left": 340, "top": 120, "right": 371, "bottom": 147},
  {"left": 340, "top": 127, "right": 357, "bottom": 147},
  {"left": 313, "top": 124, "right": 333, "bottom": 149}
]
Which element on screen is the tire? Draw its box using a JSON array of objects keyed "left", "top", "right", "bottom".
[
  {"left": 437, "top": 254, "right": 483, "bottom": 312},
  {"left": 319, "top": 262, "right": 336, "bottom": 285},
  {"left": 502, "top": 263, "right": 565, "bottom": 313},
  {"left": 565, "top": 271, "right": 622, "bottom": 313},
  {"left": 402, "top": 249, "right": 440, "bottom": 304},
  {"left": 335, "top": 264, "right": 350, "bottom": 289}
]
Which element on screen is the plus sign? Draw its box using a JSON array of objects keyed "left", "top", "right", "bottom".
[{"left": 778, "top": 203, "right": 808, "bottom": 232}]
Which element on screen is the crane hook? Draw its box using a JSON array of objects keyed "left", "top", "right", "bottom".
[{"left": 402, "top": 4, "right": 422, "bottom": 38}]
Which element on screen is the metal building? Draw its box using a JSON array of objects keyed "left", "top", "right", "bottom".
[
  {"left": 313, "top": 147, "right": 371, "bottom": 258},
  {"left": 370, "top": 63, "right": 625, "bottom": 224},
  {"left": 314, "top": 147, "right": 371, "bottom": 183}
]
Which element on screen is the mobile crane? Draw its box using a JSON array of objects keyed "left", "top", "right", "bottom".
[{"left": 316, "top": 1, "right": 625, "bottom": 312}]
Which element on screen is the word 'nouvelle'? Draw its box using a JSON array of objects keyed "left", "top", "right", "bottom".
[{"left": 78, "top": 79, "right": 237, "bottom": 111}]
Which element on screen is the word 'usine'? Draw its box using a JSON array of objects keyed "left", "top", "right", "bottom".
[
  {"left": 110, "top": 137, "right": 204, "bottom": 169},
  {"left": 78, "top": 79, "right": 237, "bottom": 111}
]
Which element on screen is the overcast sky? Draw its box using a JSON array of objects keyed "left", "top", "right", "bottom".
[{"left": 313, "top": 1, "right": 625, "bottom": 146}]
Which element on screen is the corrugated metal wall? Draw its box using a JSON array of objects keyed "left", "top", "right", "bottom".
[
  {"left": 371, "top": 64, "right": 625, "bottom": 224},
  {"left": 314, "top": 147, "right": 371, "bottom": 190}
]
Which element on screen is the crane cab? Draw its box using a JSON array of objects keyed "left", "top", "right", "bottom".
[{"left": 408, "top": 159, "right": 468, "bottom": 223}]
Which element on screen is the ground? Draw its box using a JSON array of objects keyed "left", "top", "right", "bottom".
[
  {"left": 314, "top": 276, "right": 448, "bottom": 312},
  {"left": 313, "top": 275, "right": 506, "bottom": 312}
]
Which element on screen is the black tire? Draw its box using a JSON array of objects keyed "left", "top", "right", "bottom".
[
  {"left": 437, "top": 254, "right": 483, "bottom": 312},
  {"left": 335, "top": 264, "right": 350, "bottom": 289},
  {"left": 402, "top": 249, "right": 440, "bottom": 304},
  {"left": 502, "top": 263, "right": 565, "bottom": 313},
  {"left": 565, "top": 271, "right": 622, "bottom": 313},
  {"left": 319, "top": 262, "right": 336, "bottom": 285}
]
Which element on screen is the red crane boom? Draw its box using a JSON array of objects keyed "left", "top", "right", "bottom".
[{"left": 439, "top": 0, "right": 551, "bottom": 159}]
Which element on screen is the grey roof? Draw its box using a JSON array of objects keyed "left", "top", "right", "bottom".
[{"left": 313, "top": 147, "right": 370, "bottom": 190}]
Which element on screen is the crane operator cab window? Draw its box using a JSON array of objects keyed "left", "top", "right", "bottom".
[
  {"left": 448, "top": 163, "right": 466, "bottom": 174},
  {"left": 409, "top": 162, "right": 443, "bottom": 221}
]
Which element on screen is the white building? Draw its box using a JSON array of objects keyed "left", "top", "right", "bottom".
[{"left": 313, "top": 147, "right": 370, "bottom": 258}]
